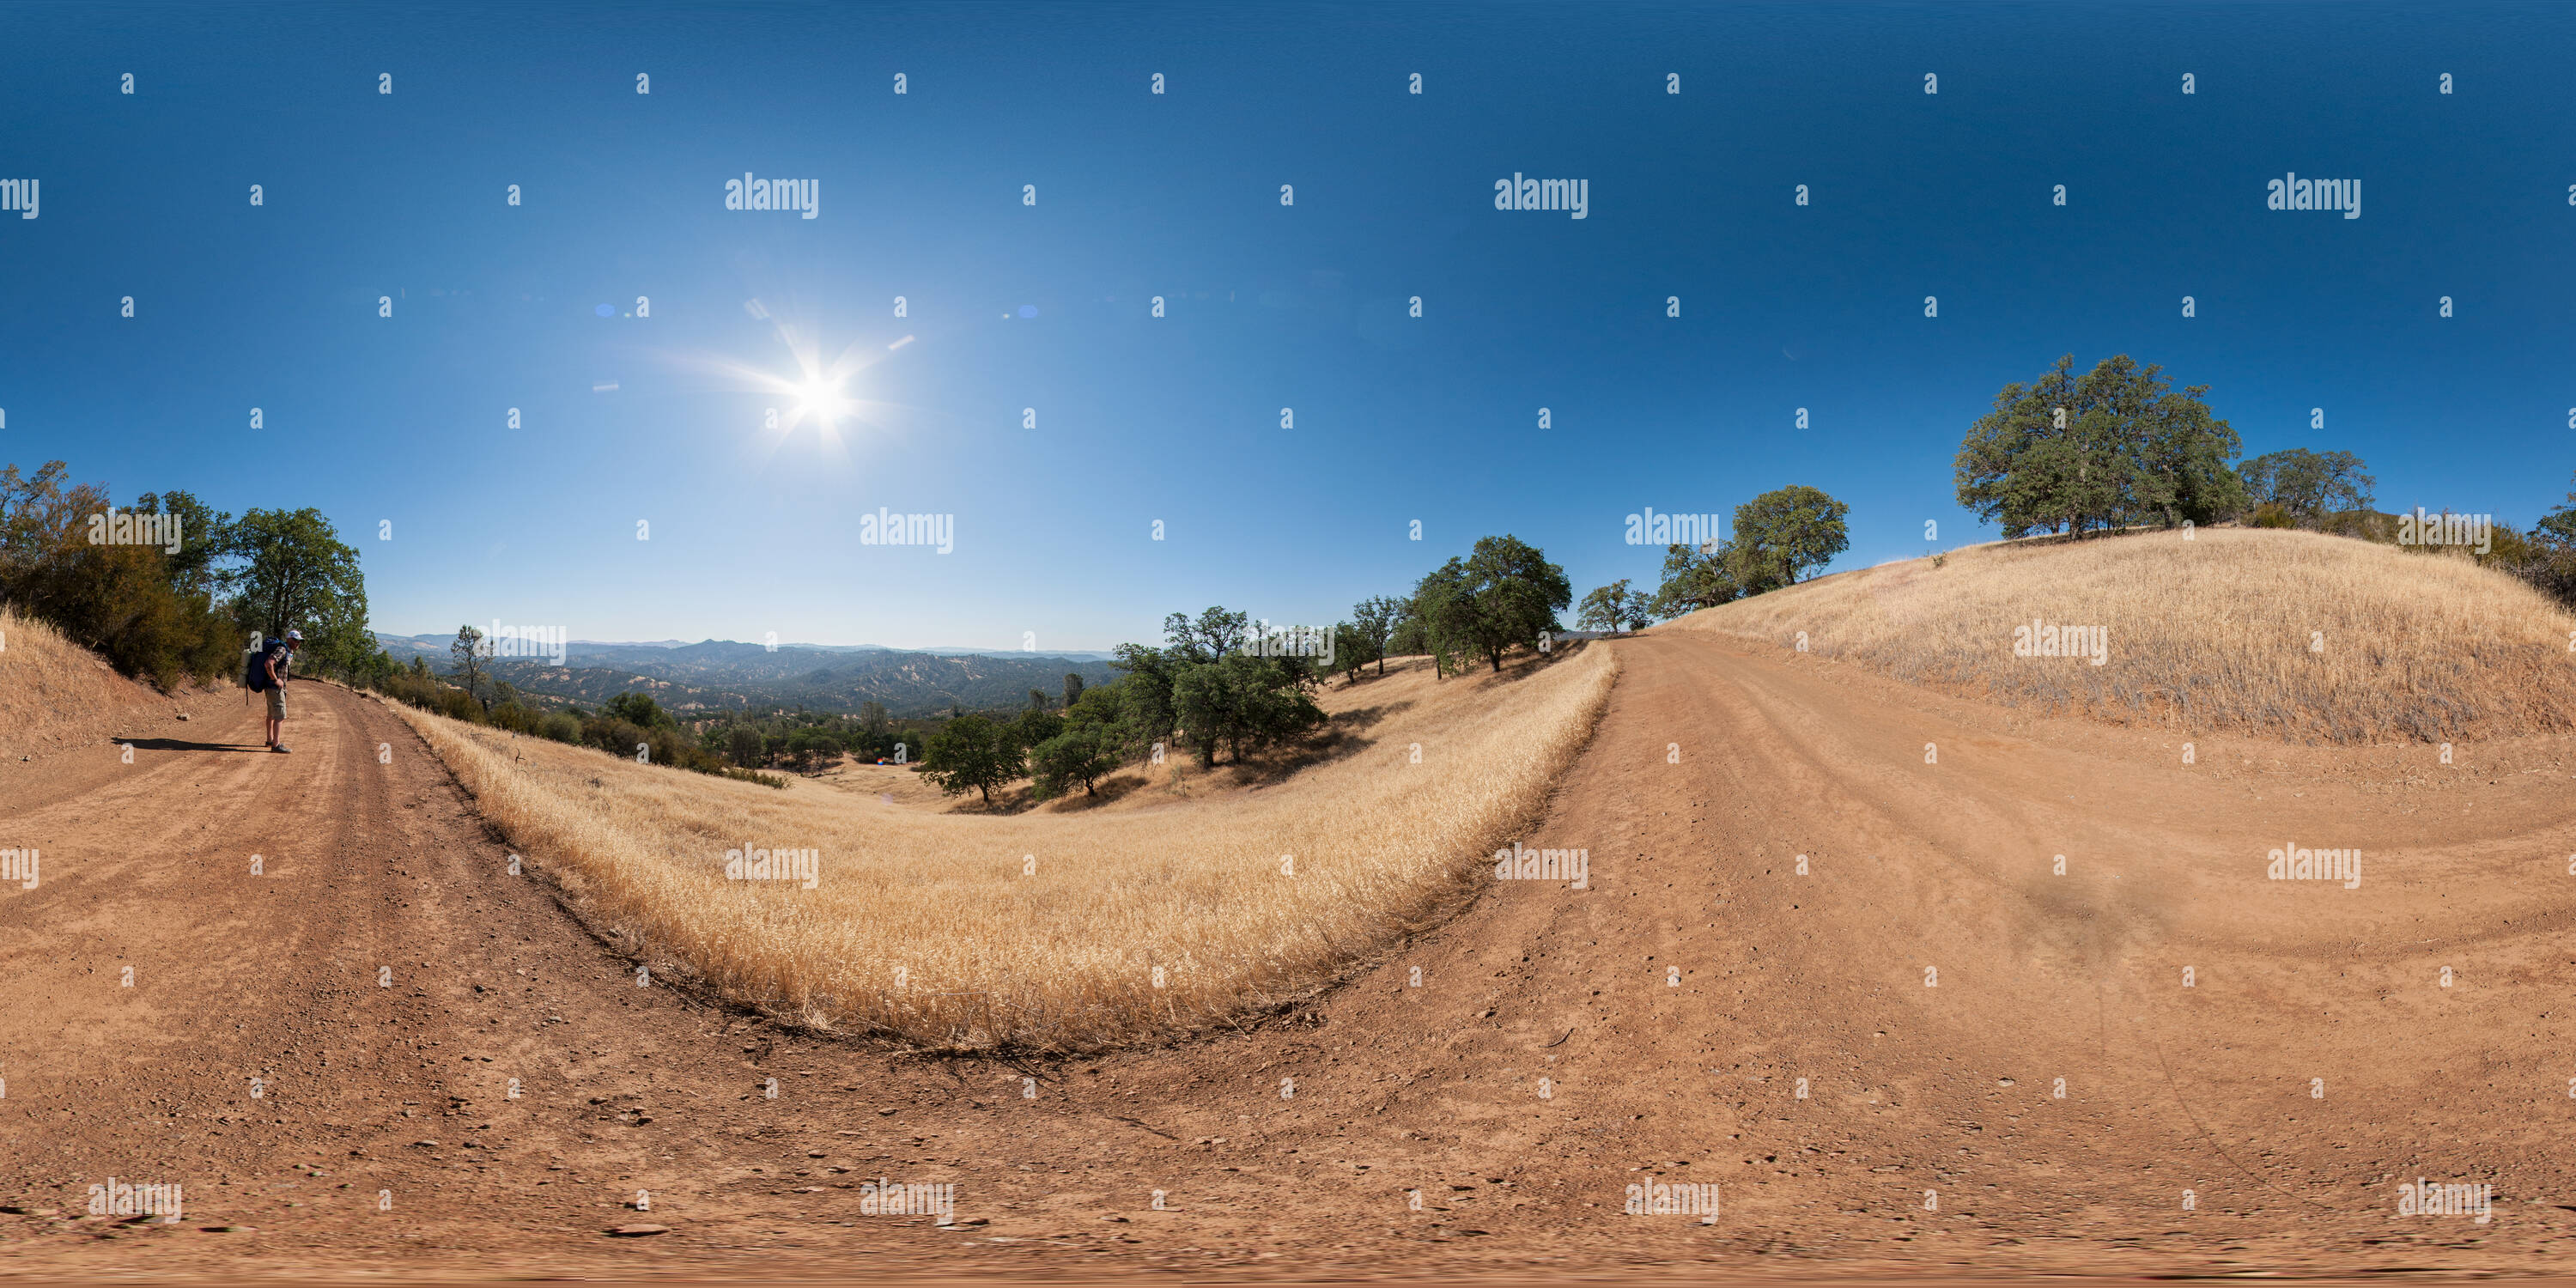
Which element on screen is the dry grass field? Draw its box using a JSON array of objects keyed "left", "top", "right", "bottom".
[
  {"left": 1670, "top": 526, "right": 2576, "bottom": 743},
  {"left": 386, "top": 645, "right": 1618, "bottom": 1052}
]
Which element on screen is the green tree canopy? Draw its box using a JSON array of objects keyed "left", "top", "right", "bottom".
[
  {"left": 1110, "top": 641, "right": 1183, "bottom": 746},
  {"left": 1954, "top": 354, "right": 2246, "bottom": 538},
  {"left": 1029, "top": 723, "right": 1124, "bottom": 799},
  {"left": 2239, "top": 447, "right": 2374, "bottom": 522},
  {"left": 231, "top": 507, "right": 373, "bottom": 675},
  {"left": 920, "top": 714, "right": 1024, "bottom": 804},
  {"left": 602, "top": 690, "right": 675, "bottom": 729},
  {"left": 1730, "top": 484, "right": 1851, "bottom": 590},
  {"left": 1415, "top": 534, "right": 1571, "bottom": 673},
  {"left": 0, "top": 463, "right": 236, "bottom": 690},
  {"left": 1649, "top": 542, "right": 1739, "bottom": 618},
  {"left": 1577, "top": 578, "right": 1652, "bottom": 632},
  {"left": 1350, "top": 594, "right": 1404, "bottom": 675},
  {"left": 1173, "top": 653, "right": 1324, "bottom": 767},
  {"left": 1161, "top": 606, "right": 1250, "bottom": 666}
]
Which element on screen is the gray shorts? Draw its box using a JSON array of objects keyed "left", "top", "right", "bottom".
[{"left": 266, "top": 685, "right": 285, "bottom": 720}]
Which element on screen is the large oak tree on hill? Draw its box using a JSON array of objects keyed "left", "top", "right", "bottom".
[
  {"left": 1954, "top": 354, "right": 2245, "bottom": 538},
  {"left": 1415, "top": 534, "right": 1571, "bottom": 673},
  {"left": 1728, "top": 484, "right": 1851, "bottom": 591}
]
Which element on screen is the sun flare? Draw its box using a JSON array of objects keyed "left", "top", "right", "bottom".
[{"left": 795, "top": 373, "right": 851, "bottom": 426}]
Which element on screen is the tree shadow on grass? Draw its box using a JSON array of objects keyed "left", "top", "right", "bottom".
[{"left": 1037, "top": 770, "right": 1155, "bottom": 812}]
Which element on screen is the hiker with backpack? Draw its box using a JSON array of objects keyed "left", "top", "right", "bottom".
[{"left": 246, "top": 629, "right": 301, "bottom": 753}]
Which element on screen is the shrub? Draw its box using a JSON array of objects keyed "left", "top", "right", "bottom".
[
  {"left": 602, "top": 690, "right": 672, "bottom": 730},
  {"left": 1030, "top": 723, "right": 1123, "bottom": 799},
  {"left": 8, "top": 539, "right": 236, "bottom": 692},
  {"left": 538, "top": 711, "right": 582, "bottom": 744},
  {"left": 434, "top": 686, "right": 483, "bottom": 724}
]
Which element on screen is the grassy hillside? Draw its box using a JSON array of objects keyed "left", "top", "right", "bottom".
[
  {"left": 386, "top": 642, "right": 1619, "bottom": 1051},
  {"left": 0, "top": 604, "right": 199, "bottom": 763},
  {"left": 1669, "top": 526, "right": 2576, "bottom": 743}
]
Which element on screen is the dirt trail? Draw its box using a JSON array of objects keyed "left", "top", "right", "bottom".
[{"left": 3, "top": 636, "right": 2573, "bottom": 1279}]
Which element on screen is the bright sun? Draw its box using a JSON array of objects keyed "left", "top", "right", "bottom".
[{"left": 795, "top": 374, "right": 850, "bottom": 424}]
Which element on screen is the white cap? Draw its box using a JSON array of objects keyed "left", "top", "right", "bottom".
[{"left": 285, "top": 629, "right": 304, "bottom": 641}]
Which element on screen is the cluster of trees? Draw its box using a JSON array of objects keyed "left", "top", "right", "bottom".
[
  {"left": 920, "top": 537, "right": 1585, "bottom": 805},
  {"left": 1952, "top": 353, "right": 2388, "bottom": 538},
  {"left": 1575, "top": 579, "right": 1655, "bottom": 633},
  {"left": 920, "top": 610, "right": 1331, "bottom": 804},
  {"left": 706, "top": 698, "right": 936, "bottom": 773},
  {"left": 1559, "top": 485, "right": 1854, "bottom": 630},
  {"left": 0, "top": 460, "right": 375, "bottom": 690},
  {"left": 2239, "top": 448, "right": 2376, "bottom": 527},
  {"left": 1953, "top": 354, "right": 2248, "bottom": 538},
  {"left": 1946, "top": 354, "right": 2576, "bottom": 607},
  {"left": 1633, "top": 484, "right": 1852, "bottom": 621}
]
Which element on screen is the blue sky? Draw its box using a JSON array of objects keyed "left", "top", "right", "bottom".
[{"left": 3, "top": 1, "right": 2571, "bottom": 650}]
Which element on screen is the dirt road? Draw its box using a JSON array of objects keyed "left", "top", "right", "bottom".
[{"left": 4, "top": 635, "right": 2573, "bottom": 1279}]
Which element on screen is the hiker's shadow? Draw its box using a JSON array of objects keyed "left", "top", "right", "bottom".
[{"left": 119, "top": 737, "right": 269, "bottom": 753}]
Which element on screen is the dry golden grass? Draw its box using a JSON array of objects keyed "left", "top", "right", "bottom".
[
  {"left": 0, "top": 604, "right": 182, "bottom": 763},
  {"left": 1669, "top": 526, "right": 2576, "bottom": 743},
  {"left": 386, "top": 646, "right": 1618, "bottom": 1051}
]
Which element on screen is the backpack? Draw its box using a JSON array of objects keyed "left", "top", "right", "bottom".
[{"left": 246, "top": 643, "right": 281, "bottom": 691}]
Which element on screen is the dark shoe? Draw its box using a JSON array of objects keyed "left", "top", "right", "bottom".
[{"left": 271, "top": 744, "right": 291, "bottom": 754}]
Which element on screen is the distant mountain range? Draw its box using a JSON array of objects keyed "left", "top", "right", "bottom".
[{"left": 372, "top": 634, "right": 1124, "bottom": 717}]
